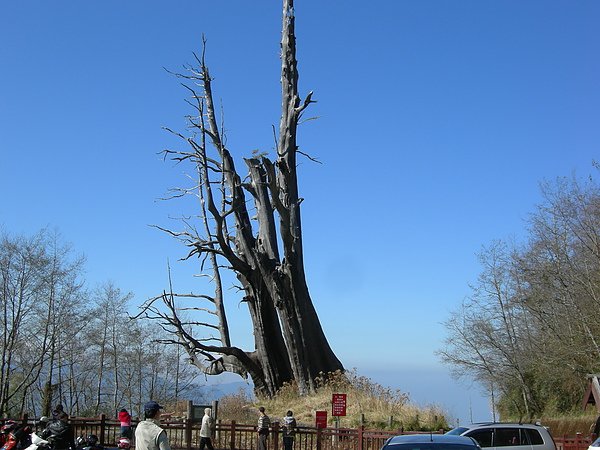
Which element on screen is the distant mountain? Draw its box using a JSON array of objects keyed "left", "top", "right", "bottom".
[
  {"left": 205, "top": 381, "right": 254, "bottom": 398},
  {"left": 188, "top": 380, "right": 254, "bottom": 404}
]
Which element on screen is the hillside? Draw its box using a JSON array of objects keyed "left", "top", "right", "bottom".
[{"left": 215, "top": 370, "right": 448, "bottom": 431}]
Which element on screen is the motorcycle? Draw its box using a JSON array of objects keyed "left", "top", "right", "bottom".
[
  {"left": 0, "top": 422, "right": 18, "bottom": 449},
  {"left": 22, "top": 433, "right": 49, "bottom": 450},
  {"left": 1, "top": 425, "right": 33, "bottom": 450}
]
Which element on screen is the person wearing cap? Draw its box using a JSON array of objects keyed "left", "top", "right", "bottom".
[
  {"left": 199, "top": 408, "right": 214, "bottom": 450},
  {"left": 134, "top": 401, "right": 171, "bottom": 450}
]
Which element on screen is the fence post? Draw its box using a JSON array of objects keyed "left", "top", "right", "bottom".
[
  {"left": 229, "top": 421, "right": 236, "bottom": 450},
  {"left": 212, "top": 400, "right": 219, "bottom": 422},
  {"left": 316, "top": 427, "right": 322, "bottom": 450},
  {"left": 99, "top": 414, "right": 106, "bottom": 446},
  {"left": 358, "top": 425, "right": 364, "bottom": 450},
  {"left": 184, "top": 400, "right": 194, "bottom": 450},
  {"left": 185, "top": 413, "right": 193, "bottom": 450},
  {"left": 272, "top": 422, "right": 279, "bottom": 450}
]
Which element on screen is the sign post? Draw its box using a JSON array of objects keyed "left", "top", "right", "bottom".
[
  {"left": 331, "top": 394, "right": 347, "bottom": 445},
  {"left": 332, "top": 393, "right": 347, "bottom": 417}
]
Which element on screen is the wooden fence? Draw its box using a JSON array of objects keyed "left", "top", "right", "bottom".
[
  {"left": 68, "top": 417, "right": 417, "bottom": 450},
  {"left": 6, "top": 416, "right": 596, "bottom": 450},
  {"left": 9, "top": 416, "right": 439, "bottom": 450},
  {"left": 554, "top": 434, "right": 594, "bottom": 450}
]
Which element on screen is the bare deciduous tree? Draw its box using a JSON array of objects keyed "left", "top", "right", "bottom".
[
  {"left": 0, "top": 229, "right": 204, "bottom": 417},
  {"left": 439, "top": 171, "right": 600, "bottom": 417},
  {"left": 139, "top": 0, "right": 344, "bottom": 397}
]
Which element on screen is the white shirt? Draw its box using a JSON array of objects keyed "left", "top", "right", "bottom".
[
  {"left": 200, "top": 414, "right": 212, "bottom": 438},
  {"left": 134, "top": 419, "right": 171, "bottom": 450}
]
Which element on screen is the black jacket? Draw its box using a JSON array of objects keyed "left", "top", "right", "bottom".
[{"left": 41, "top": 420, "right": 74, "bottom": 450}]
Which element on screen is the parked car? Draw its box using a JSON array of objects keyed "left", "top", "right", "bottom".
[
  {"left": 445, "top": 422, "right": 556, "bottom": 450},
  {"left": 588, "top": 436, "right": 600, "bottom": 450},
  {"left": 381, "top": 433, "right": 482, "bottom": 450}
]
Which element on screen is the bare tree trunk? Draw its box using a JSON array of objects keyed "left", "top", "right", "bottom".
[
  {"left": 95, "top": 316, "right": 108, "bottom": 415},
  {"left": 112, "top": 314, "right": 120, "bottom": 414}
]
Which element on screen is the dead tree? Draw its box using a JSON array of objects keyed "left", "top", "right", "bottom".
[{"left": 138, "top": 0, "right": 344, "bottom": 397}]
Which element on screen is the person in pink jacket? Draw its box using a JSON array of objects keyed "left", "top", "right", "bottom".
[{"left": 118, "top": 409, "right": 132, "bottom": 438}]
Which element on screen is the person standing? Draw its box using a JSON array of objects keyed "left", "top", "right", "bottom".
[
  {"left": 135, "top": 401, "right": 171, "bottom": 450},
  {"left": 257, "top": 407, "right": 270, "bottom": 450},
  {"left": 282, "top": 410, "right": 296, "bottom": 450},
  {"left": 52, "top": 405, "right": 65, "bottom": 420},
  {"left": 118, "top": 409, "right": 132, "bottom": 438},
  {"left": 199, "top": 408, "right": 215, "bottom": 450}
]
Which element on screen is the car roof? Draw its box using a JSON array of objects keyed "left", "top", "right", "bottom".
[
  {"left": 462, "top": 422, "right": 543, "bottom": 428},
  {"left": 387, "top": 434, "right": 479, "bottom": 446}
]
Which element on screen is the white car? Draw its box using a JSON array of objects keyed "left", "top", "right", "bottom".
[
  {"left": 587, "top": 437, "right": 600, "bottom": 450},
  {"left": 446, "top": 422, "right": 556, "bottom": 450}
]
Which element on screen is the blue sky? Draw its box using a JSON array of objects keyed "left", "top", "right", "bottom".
[{"left": 2, "top": 1, "right": 599, "bottom": 425}]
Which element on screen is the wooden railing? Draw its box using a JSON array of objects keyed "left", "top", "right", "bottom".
[
  {"left": 554, "top": 434, "right": 594, "bottom": 450},
  {"left": 6, "top": 416, "right": 594, "bottom": 450},
  {"left": 7, "top": 416, "right": 437, "bottom": 450}
]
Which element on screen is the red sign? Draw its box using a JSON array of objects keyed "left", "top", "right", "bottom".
[
  {"left": 332, "top": 393, "right": 347, "bottom": 416},
  {"left": 315, "top": 410, "right": 327, "bottom": 428}
]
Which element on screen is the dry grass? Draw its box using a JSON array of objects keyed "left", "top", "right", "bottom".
[
  {"left": 539, "top": 413, "right": 598, "bottom": 437},
  {"left": 217, "top": 370, "right": 448, "bottom": 431}
]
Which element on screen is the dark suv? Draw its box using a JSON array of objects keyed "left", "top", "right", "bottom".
[
  {"left": 382, "top": 434, "right": 482, "bottom": 450},
  {"left": 446, "top": 423, "right": 556, "bottom": 450}
]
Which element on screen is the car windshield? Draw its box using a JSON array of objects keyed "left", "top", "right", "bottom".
[
  {"left": 446, "top": 428, "right": 470, "bottom": 436},
  {"left": 387, "top": 444, "right": 477, "bottom": 450}
]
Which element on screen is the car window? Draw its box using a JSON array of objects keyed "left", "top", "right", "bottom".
[
  {"left": 447, "top": 428, "right": 470, "bottom": 436},
  {"left": 466, "top": 429, "right": 493, "bottom": 448},
  {"left": 523, "top": 429, "right": 543, "bottom": 445},
  {"left": 494, "top": 428, "right": 522, "bottom": 447}
]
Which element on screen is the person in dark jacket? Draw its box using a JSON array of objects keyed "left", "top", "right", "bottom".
[
  {"left": 40, "top": 412, "right": 75, "bottom": 450},
  {"left": 281, "top": 410, "right": 297, "bottom": 450}
]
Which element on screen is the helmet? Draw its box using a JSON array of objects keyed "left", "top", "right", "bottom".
[
  {"left": 76, "top": 436, "right": 86, "bottom": 446},
  {"left": 117, "top": 438, "right": 130, "bottom": 449},
  {"left": 86, "top": 435, "right": 98, "bottom": 446}
]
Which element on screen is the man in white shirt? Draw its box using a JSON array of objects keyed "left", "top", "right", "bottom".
[
  {"left": 134, "top": 401, "right": 171, "bottom": 450},
  {"left": 199, "top": 408, "right": 215, "bottom": 450}
]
